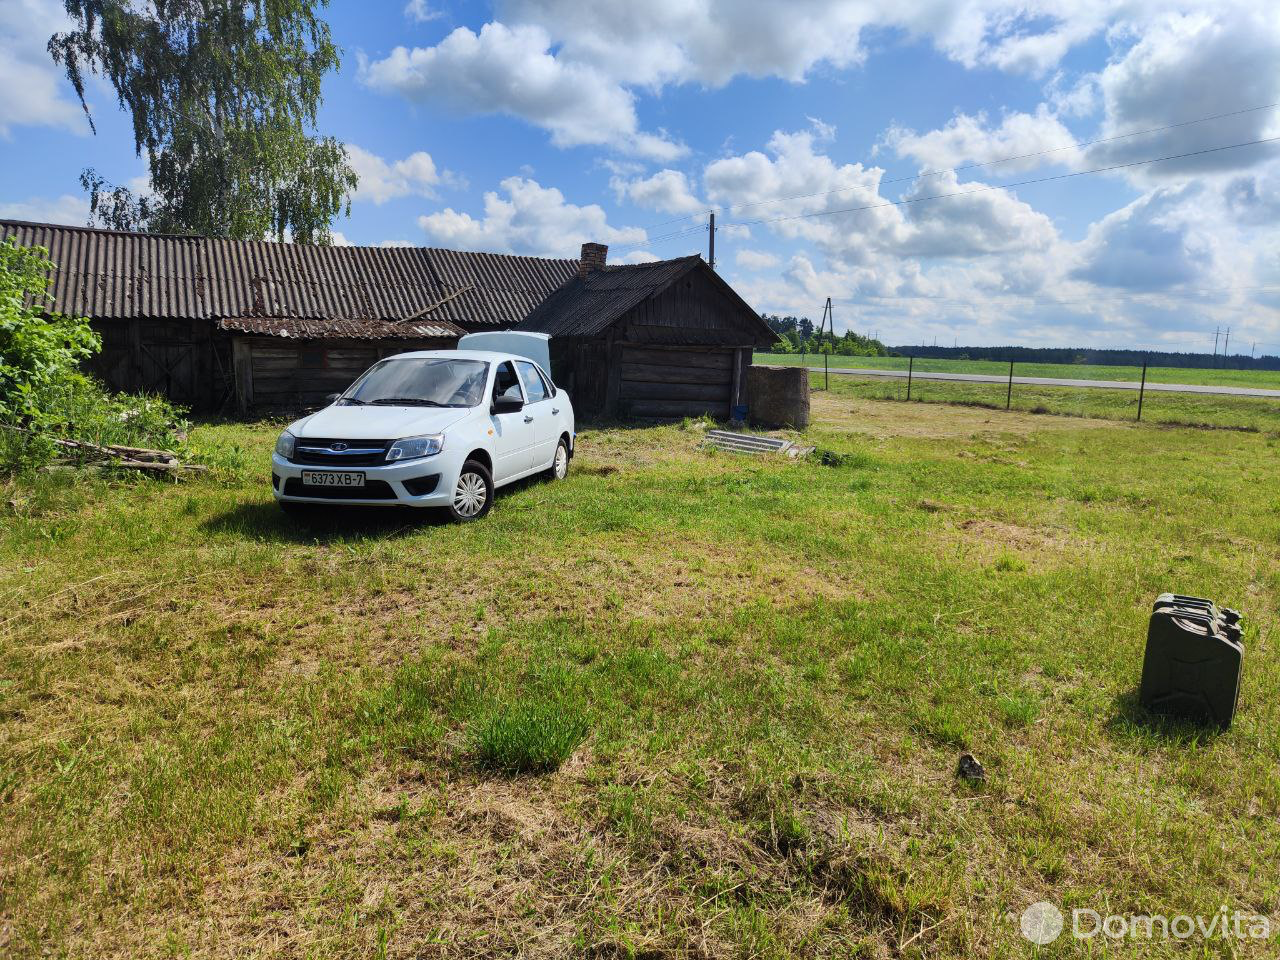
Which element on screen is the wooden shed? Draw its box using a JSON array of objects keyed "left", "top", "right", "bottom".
[
  {"left": 518, "top": 245, "right": 777, "bottom": 420},
  {"left": 0, "top": 219, "right": 576, "bottom": 411}
]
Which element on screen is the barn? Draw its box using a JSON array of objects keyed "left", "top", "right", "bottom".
[
  {"left": 518, "top": 244, "right": 778, "bottom": 420},
  {"left": 1, "top": 221, "right": 776, "bottom": 420},
  {"left": 0, "top": 219, "right": 576, "bottom": 411}
]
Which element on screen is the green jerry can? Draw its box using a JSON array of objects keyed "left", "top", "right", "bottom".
[{"left": 1139, "top": 594, "right": 1243, "bottom": 729}]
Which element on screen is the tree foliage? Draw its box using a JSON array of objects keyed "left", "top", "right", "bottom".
[
  {"left": 49, "top": 0, "right": 357, "bottom": 242},
  {"left": 0, "top": 239, "right": 101, "bottom": 423},
  {"left": 762, "top": 314, "right": 888, "bottom": 357}
]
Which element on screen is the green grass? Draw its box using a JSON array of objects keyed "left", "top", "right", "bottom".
[
  {"left": 469, "top": 697, "right": 590, "bottom": 774},
  {"left": 755, "top": 350, "right": 1280, "bottom": 389},
  {"left": 2, "top": 394, "right": 1279, "bottom": 958},
  {"left": 816, "top": 369, "right": 1280, "bottom": 431}
]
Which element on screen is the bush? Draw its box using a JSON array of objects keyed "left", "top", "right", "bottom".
[
  {"left": 0, "top": 239, "right": 100, "bottom": 424},
  {"left": 469, "top": 698, "right": 589, "bottom": 775},
  {"left": 0, "top": 238, "right": 188, "bottom": 473}
]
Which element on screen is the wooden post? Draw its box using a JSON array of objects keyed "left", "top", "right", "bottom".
[
  {"left": 232, "top": 337, "right": 254, "bottom": 413},
  {"left": 730, "top": 346, "right": 745, "bottom": 414},
  {"left": 1006, "top": 359, "right": 1014, "bottom": 411},
  {"left": 907, "top": 355, "right": 914, "bottom": 401},
  {"left": 603, "top": 330, "right": 623, "bottom": 419},
  {"left": 1137, "top": 356, "right": 1148, "bottom": 422}
]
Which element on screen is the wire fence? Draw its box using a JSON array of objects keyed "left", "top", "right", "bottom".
[{"left": 766, "top": 353, "right": 1280, "bottom": 433}]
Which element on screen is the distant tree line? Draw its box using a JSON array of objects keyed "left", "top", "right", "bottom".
[
  {"left": 762, "top": 314, "right": 888, "bottom": 356},
  {"left": 890, "top": 345, "right": 1280, "bottom": 371}
]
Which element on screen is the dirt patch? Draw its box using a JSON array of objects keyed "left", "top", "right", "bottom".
[{"left": 809, "top": 391, "right": 1120, "bottom": 440}]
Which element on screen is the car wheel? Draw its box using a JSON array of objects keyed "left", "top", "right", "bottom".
[
  {"left": 278, "top": 500, "right": 309, "bottom": 517},
  {"left": 548, "top": 439, "right": 570, "bottom": 481},
  {"left": 448, "top": 460, "right": 493, "bottom": 521}
]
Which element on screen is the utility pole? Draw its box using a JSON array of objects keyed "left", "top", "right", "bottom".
[
  {"left": 1223, "top": 327, "right": 1230, "bottom": 359},
  {"left": 708, "top": 212, "right": 715, "bottom": 270},
  {"left": 1212, "top": 326, "right": 1221, "bottom": 358}
]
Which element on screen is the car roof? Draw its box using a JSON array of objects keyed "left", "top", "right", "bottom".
[{"left": 378, "top": 349, "right": 526, "bottom": 364}]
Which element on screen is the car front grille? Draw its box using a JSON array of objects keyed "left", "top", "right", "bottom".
[
  {"left": 290, "top": 439, "right": 391, "bottom": 467},
  {"left": 282, "top": 478, "right": 397, "bottom": 500}
]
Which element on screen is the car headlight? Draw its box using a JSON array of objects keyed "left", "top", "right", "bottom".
[
  {"left": 275, "top": 430, "right": 296, "bottom": 458},
  {"left": 386, "top": 434, "right": 444, "bottom": 462}
]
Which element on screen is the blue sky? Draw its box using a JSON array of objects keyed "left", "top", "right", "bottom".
[{"left": 2, "top": 0, "right": 1279, "bottom": 352}]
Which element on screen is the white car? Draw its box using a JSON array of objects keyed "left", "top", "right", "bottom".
[{"left": 271, "top": 348, "right": 574, "bottom": 521}]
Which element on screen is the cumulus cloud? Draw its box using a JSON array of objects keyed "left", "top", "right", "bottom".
[
  {"left": 0, "top": 193, "right": 90, "bottom": 225},
  {"left": 417, "top": 176, "right": 646, "bottom": 257},
  {"left": 347, "top": 145, "right": 457, "bottom": 204},
  {"left": 403, "top": 0, "right": 443, "bottom": 22},
  {"left": 735, "top": 248, "right": 779, "bottom": 270},
  {"left": 884, "top": 106, "right": 1081, "bottom": 174},
  {"left": 611, "top": 169, "right": 704, "bottom": 215},
  {"left": 361, "top": 22, "right": 685, "bottom": 160},
  {"left": 0, "top": 0, "right": 87, "bottom": 137},
  {"left": 1087, "top": 9, "right": 1280, "bottom": 178}
]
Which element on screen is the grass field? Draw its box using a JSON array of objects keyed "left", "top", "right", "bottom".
[
  {"left": 3, "top": 394, "right": 1279, "bottom": 958},
  {"left": 754, "top": 352, "right": 1280, "bottom": 390}
]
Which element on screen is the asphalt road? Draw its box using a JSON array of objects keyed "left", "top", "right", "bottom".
[{"left": 804, "top": 366, "right": 1280, "bottom": 398}]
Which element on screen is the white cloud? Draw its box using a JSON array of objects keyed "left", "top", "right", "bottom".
[
  {"left": 1087, "top": 9, "right": 1280, "bottom": 179},
  {"left": 404, "top": 0, "right": 443, "bottom": 22},
  {"left": 417, "top": 176, "right": 645, "bottom": 257},
  {"left": 612, "top": 169, "right": 704, "bottom": 215},
  {"left": 884, "top": 106, "right": 1081, "bottom": 174},
  {"left": 0, "top": 0, "right": 87, "bottom": 137},
  {"left": 361, "top": 22, "right": 685, "bottom": 160},
  {"left": 0, "top": 193, "right": 89, "bottom": 225},
  {"left": 736, "top": 249, "right": 779, "bottom": 270},
  {"left": 347, "top": 144, "right": 456, "bottom": 204}
]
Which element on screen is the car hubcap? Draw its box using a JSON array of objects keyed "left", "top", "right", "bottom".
[
  {"left": 554, "top": 446, "right": 568, "bottom": 479},
  {"left": 454, "top": 472, "right": 487, "bottom": 517}
]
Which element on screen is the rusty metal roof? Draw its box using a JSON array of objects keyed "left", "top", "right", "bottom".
[
  {"left": 518, "top": 255, "right": 775, "bottom": 345},
  {"left": 217, "top": 317, "right": 460, "bottom": 340},
  {"left": 0, "top": 219, "right": 579, "bottom": 337}
]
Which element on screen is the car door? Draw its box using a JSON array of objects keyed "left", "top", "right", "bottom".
[
  {"left": 489, "top": 360, "right": 534, "bottom": 482},
  {"left": 516, "top": 360, "right": 557, "bottom": 469}
]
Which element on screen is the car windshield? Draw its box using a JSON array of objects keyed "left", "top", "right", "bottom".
[{"left": 340, "top": 358, "right": 489, "bottom": 408}]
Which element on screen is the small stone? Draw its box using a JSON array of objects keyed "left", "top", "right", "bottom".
[{"left": 957, "top": 753, "right": 986, "bottom": 782}]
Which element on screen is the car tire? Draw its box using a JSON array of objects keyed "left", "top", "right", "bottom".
[
  {"left": 547, "top": 438, "right": 570, "bottom": 481},
  {"left": 278, "top": 500, "right": 309, "bottom": 517},
  {"left": 448, "top": 460, "right": 493, "bottom": 521}
]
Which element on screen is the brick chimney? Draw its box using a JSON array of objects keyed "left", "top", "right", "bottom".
[{"left": 578, "top": 242, "right": 607, "bottom": 278}]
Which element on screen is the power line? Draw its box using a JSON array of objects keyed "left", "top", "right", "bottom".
[
  {"left": 721, "top": 135, "right": 1280, "bottom": 228},
  {"left": 626, "top": 100, "right": 1280, "bottom": 233}
]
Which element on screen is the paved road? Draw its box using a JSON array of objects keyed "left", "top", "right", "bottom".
[{"left": 804, "top": 366, "right": 1280, "bottom": 398}]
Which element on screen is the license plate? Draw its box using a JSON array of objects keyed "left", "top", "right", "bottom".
[{"left": 301, "top": 470, "right": 365, "bottom": 488}]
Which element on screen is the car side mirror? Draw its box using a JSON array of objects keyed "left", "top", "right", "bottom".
[
  {"left": 325, "top": 392, "right": 342, "bottom": 404},
  {"left": 492, "top": 394, "right": 524, "bottom": 414}
]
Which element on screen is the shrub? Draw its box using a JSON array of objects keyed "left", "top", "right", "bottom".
[
  {"left": 0, "top": 239, "right": 100, "bottom": 425},
  {"left": 0, "top": 239, "right": 188, "bottom": 473},
  {"left": 470, "top": 698, "right": 589, "bottom": 775}
]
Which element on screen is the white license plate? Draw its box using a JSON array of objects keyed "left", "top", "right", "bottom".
[{"left": 301, "top": 471, "right": 365, "bottom": 488}]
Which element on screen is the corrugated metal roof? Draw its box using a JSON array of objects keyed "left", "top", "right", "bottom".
[
  {"left": 518, "top": 255, "right": 774, "bottom": 348},
  {"left": 518, "top": 257, "right": 703, "bottom": 337},
  {"left": 0, "top": 219, "right": 578, "bottom": 336},
  {"left": 217, "top": 317, "right": 459, "bottom": 340}
]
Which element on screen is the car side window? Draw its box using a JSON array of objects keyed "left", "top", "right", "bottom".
[
  {"left": 516, "top": 361, "right": 548, "bottom": 403},
  {"left": 493, "top": 361, "right": 523, "bottom": 401}
]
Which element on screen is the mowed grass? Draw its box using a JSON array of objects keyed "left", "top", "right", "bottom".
[
  {"left": 754, "top": 351, "right": 1280, "bottom": 390},
  {"left": 2, "top": 394, "right": 1279, "bottom": 958},
  {"left": 817, "top": 369, "right": 1280, "bottom": 432}
]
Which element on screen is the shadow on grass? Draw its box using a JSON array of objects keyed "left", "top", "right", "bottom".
[
  {"left": 1105, "top": 690, "right": 1226, "bottom": 747},
  {"left": 202, "top": 500, "right": 443, "bottom": 544}
]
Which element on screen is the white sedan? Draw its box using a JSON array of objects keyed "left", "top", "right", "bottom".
[{"left": 271, "top": 348, "right": 574, "bottom": 521}]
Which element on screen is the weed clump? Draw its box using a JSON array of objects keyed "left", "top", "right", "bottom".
[{"left": 470, "top": 698, "right": 588, "bottom": 775}]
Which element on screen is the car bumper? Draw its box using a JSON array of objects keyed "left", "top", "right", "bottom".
[{"left": 271, "top": 452, "right": 461, "bottom": 507}]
